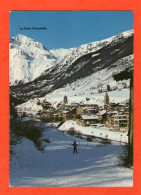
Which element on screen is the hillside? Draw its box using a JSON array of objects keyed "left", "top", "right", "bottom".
[{"left": 10, "top": 30, "right": 133, "bottom": 100}]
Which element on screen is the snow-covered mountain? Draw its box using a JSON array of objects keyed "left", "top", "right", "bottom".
[
  {"left": 10, "top": 34, "right": 78, "bottom": 85},
  {"left": 10, "top": 30, "right": 133, "bottom": 100},
  {"left": 10, "top": 34, "right": 58, "bottom": 85}
]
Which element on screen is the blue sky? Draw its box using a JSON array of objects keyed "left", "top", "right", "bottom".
[{"left": 10, "top": 11, "right": 133, "bottom": 50}]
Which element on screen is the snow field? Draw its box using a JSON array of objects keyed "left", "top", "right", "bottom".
[
  {"left": 10, "top": 125, "right": 133, "bottom": 187},
  {"left": 58, "top": 120, "right": 128, "bottom": 143}
]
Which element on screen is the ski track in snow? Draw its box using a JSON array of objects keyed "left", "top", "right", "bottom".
[{"left": 10, "top": 125, "right": 133, "bottom": 187}]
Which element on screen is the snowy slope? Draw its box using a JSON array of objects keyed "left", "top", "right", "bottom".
[
  {"left": 10, "top": 34, "right": 59, "bottom": 85},
  {"left": 10, "top": 126, "right": 133, "bottom": 187},
  {"left": 44, "top": 55, "right": 132, "bottom": 103},
  {"left": 51, "top": 30, "right": 133, "bottom": 71},
  {"left": 50, "top": 47, "right": 74, "bottom": 62},
  {"left": 59, "top": 120, "right": 128, "bottom": 143},
  {"left": 10, "top": 30, "right": 133, "bottom": 100},
  {"left": 44, "top": 86, "right": 130, "bottom": 108}
]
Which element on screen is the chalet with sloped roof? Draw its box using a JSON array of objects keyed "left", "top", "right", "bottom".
[{"left": 76, "top": 114, "right": 98, "bottom": 126}]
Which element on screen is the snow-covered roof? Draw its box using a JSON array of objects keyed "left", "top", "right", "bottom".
[
  {"left": 46, "top": 111, "right": 55, "bottom": 113},
  {"left": 79, "top": 103, "right": 86, "bottom": 106},
  {"left": 65, "top": 103, "right": 78, "bottom": 107},
  {"left": 71, "top": 102, "right": 79, "bottom": 105},
  {"left": 108, "top": 111, "right": 119, "bottom": 116},
  {"left": 80, "top": 114, "right": 98, "bottom": 120},
  {"left": 111, "top": 111, "right": 119, "bottom": 114},
  {"left": 97, "top": 110, "right": 106, "bottom": 115},
  {"left": 80, "top": 106, "right": 98, "bottom": 110},
  {"left": 115, "top": 119, "right": 128, "bottom": 121},
  {"left": 123, "top": 111, "right": 129, "bottom": 114},
  {"left": 62, "top": 111, "right": 69, "bottom": 114},
  {"left": 53, "top": 113, "right": 58, "bottom": 116},
  {"left": 114, "top": 115, "right": 126, "bottom": 118},
  {"left": 119, "top": 103, "right": 126, "bottom": 106}
]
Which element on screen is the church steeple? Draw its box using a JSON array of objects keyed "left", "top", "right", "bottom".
[
  {"left": 63, "top": 95, "right": 68, "bottom": 104},
  {"left": 104, "top": 92, "right": 109, "bottom": 105}
]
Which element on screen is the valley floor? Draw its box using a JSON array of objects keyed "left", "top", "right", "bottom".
[{"left": 10, "top": 125, "right": 133, "bottom": 187}]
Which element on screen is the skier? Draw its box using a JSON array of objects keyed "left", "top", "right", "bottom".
[{"left": 72, "top": 140, "right": 78, "bottom": 154}]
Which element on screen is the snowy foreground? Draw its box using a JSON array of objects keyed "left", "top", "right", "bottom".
[{"left": 10, "top": 124, "right": 133, "bottom": 187}]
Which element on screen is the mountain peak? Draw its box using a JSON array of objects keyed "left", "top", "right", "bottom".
[
  {"left": 9, "top": 34, "right": 58, "bottom": 86},
  {"left": 10, "top": 34, "right": 45, "bottom": 50},
  {"left": 121, "top": 29, "right": 133, "bottom": 36},
  {"left": 10, "top": 34, "right": 32, "bottom": 43}
]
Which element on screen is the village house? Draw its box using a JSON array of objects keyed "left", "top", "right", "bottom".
[
  {"left": 107, "top": 112, "right": 129, "bottom": 130},
  {"left": 96, "top": 110, "right": 107, "bottom": 123},
  {"left": 122, "top": 111, "right": 129, "bottom": 119},
  {"left": 61, "top": 110, "right": 76, "bottom": 121},
  {"left": 39, "top": 109, "right": 58, "bottom": 122},
  {"left": 107, "top": 115, "right": 115, "bottom": 126},
  {"left": 57, "top": 102, "right": 62, "bottom": 109},
  {"left": 106, "top": 111, "right": 117, "bottom": 123},
  {"left": 114, "top": 114, "right": 129, "bottom": 127},
  {"left": 42, "top": 101, "right": 52, "bottom": 111},
  {"left": 76, "top": 114, "right": 98, "bottom": 127},
  {"left": 124, "top": 105, "right": 129, "bottom": 112},
  {"left": 55, "top": 106, "right": 77, "bottom": 121},
  {"left": 63, "top": 102, "right": 79, "bottom": 110},
  {"left": 76, "top": 104, "right": 99, "bottom": 115},
  {"left": 57, "top": 110, "right": 63, "bottom": 120}
]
